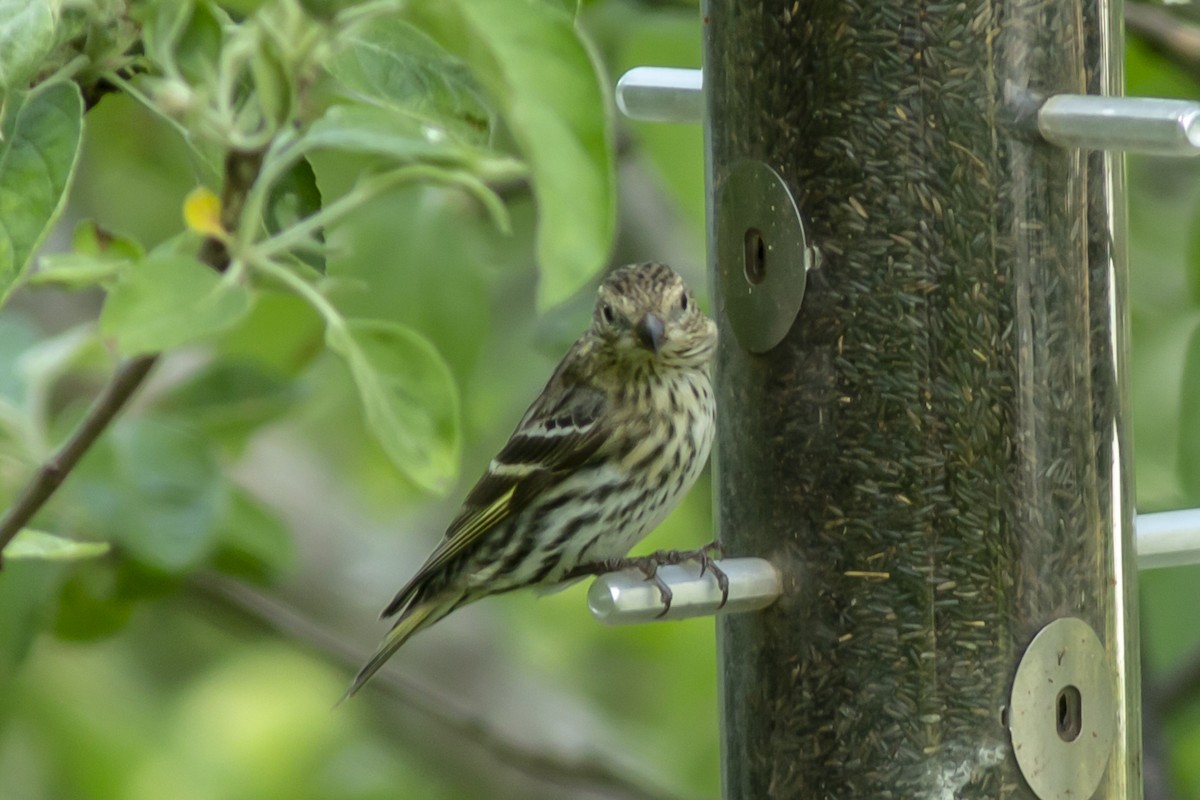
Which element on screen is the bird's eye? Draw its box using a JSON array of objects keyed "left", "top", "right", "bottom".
[
  {"left": 600, "top": 302, "right": 615, "bottom": 324},
  {"left": 679, "top": 294, "right": 689, "bottom": 312}
]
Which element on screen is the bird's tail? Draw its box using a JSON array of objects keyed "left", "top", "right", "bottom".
[{"left": 339, "top": 598, "right": 450, "bottom": 703}]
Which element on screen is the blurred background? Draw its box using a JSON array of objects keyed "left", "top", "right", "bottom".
[{"left": 2, "top": 1, "right": 1200, "bottom": 798}]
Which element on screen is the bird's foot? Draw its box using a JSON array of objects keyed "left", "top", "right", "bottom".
[
  {"left": 647, "top": 542, "right": 729, "bottom": 610},
  {"left": 569, "top": 542, "right": 729, "bottom": 616},
  {"left": 701, "top": 541, "right": 730, "bottom": 608},
  {"left": 566, "top": 555, "right": 676, "bottom": 615}
]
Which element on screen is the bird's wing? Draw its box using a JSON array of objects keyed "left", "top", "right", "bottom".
[{"left": 382, "top": 357, "right": 609, "bottom": 618}]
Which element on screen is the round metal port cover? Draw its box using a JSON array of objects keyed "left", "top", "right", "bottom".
[
  {"left": 715, "top": 159, "right": 808, "bottom": 354},
  {"left": 1009, "top": 617, "right": 1115, "bottom": 800}
]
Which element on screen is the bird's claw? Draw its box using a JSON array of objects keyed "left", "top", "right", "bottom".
[
  {"left": 622, "top": 556, "right": 678, "bottom": 614},
  {"left": 681, "top": 551, "right": 726, "bottom": 610},
  {"left": 626, "top": 546, "right": 730, "bottom": 611},
  {"left": 571, "top": 542, "right": 729, "bottom": 615},
  {"left": 697, "top": 541, "right": 729, "bottom": 609},
  {"left": 651, "top": 543, "right": 729, "bottom": 609},
  {"left": 637, "top": 563, "right": 674, "bottom": 617}
]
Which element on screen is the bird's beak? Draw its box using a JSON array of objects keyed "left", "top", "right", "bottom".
[{"left": 635, "top": 313, "right": 665, "bottom": 354}]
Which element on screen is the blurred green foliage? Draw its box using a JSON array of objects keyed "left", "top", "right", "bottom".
[
  {"left": 0, "top": 1, "right": 712, "bottom": 798},
  {"left": 1, "top": 0, "right": 1199, "bottom": 798}
]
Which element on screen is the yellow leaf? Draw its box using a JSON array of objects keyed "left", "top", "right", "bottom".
[{"left": 184, "top": 187, "right": 224, "bottom": 236}]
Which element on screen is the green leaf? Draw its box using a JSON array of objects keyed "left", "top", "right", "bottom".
[
  {"left": 0, "top": 298, "right": 97, "bottom": 454},
  {"left": 29, "top": 256, "right": 124, "bottom": 289},
  {"left": 325, "top": 318, "right": 460, "bottom": 492},
  {"left": 5, "top": 529, "right": 110, "bottom": 561},
  {"left": 410, "top": 0, "right": 615, "bottom": 309},
  {"left": 251, "top": 51, "right": 288, "bottom": 127},
  {"left": 210, "top": 489, "right": 294, "bottom": 584},
  {"left": 299, "top": 105, "right": 520, "bottom": 233},
  {"left": 0, "top": 81, "right": 85, "bottom": 306},
  {"left": 72, "top": 219, "right": 146, "bottom": 261},
  {"left": 327, "top": 18, "right": 491, "bottom": 145},
  {"left": 304, "top": 104, "right": 482, "bottom": 166},
  {"left": 265, "top": 158, "right": 324, "bottom": 273},
  {"left": 18, "top": 324, "right": 98, "bottom": 418},
  {"left": 216, "top": 290, "right": 324, "bottom": 375},
  {"left": 51, "top": 561, "right": 136, "bottom": 641},
  {"left": 298, "top": 0, "right": 358, "bottom": 19},
  {"left": 0, "top": 559, "right": 60, "bottom": 686},
  {"left": 63, "top": 416, "right": 227, "bottom": 573},
  {"left": 141, "top": 0, "right": 225, "bottom": 85},
  {"left": 316, "top": 181, "right": 492, "bottom": 376},
  {"left": 0, "top": 311, "right": 40, "bottom": 407},
  {"left": 31, "top": 220, "right": 144, "bottom": 289},
  {"left": 138, "top": 0, "right": 194, "bottom": 68},
  {"left": 158, "top": 359, "right": 299, "bottom": 451},
  {"left": 99, "top": 254, "right": 253, "bottom": 356},
  {"left": 0, "top": 0, "right": 58, "bottom": 93}
]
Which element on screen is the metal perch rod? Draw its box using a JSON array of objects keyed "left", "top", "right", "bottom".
[
  {"left": 585, "top": 511, "right": 1200, "bottom": 625},
  {"left": 588, "top": 558, "right": 780, "bottom": 625}
]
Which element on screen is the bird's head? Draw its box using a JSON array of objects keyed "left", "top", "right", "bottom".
[{"left": 590, "top": 263, "right": 717, "bottom": 369}]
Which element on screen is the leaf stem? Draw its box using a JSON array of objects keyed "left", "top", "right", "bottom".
[
  {"left": 234, "top": 129, "right": 302, "bottom": 253},
  {"left": 37, "top": 55, "right": 90, "bottom": 91},
  {"left": 251, "top": 169, "right": 410, "bottom": 260},
  {"left": 247, "top": 253, "right": 344, "bottom": 330},
  {"left": 333, "top": 0, "right": 409, "bottom": 32},
  {"left": 250, "top": 163, "right": 510, "bottom": 263}
]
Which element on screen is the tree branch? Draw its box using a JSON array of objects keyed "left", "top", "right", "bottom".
[
  {"left": 0, "top": 148, "right": 265, "bottom": 566},
  {"left": 190, "top": 573, "right": 691, "bottom": 800},
  {"left": 0, "top": 354, "right": 158, "bottom": 560}
]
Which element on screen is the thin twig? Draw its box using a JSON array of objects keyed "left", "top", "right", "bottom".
[
  {"left": 191, "top": 573, "right": 689, "bottom": 800},
  {"left": 0, "top": 354, "right": 158, "bottom": 560},
  {"left": 0, "top": 148, "right": 264, "bottom": 566}
]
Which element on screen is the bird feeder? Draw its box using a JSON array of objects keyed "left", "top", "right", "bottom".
[{"left": 595, "top": 2, "right": 1200, "bottom": 797}]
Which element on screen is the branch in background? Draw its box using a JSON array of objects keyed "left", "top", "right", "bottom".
[
  {"left": 0, "top": 148, "right": 265, "bottom": 566},
  {"left": 191, "top": 574, "right": 688, "bottom": 800},
  {"left": 1127, "top": 3, "right": 1200, "bottom": 74}
]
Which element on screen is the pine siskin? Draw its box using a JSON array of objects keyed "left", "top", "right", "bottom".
[{"left": 345, "top": 262, "right": 719, "bottom": 698}]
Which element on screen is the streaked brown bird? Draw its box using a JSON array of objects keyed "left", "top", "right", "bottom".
[{"left": 345, "top": 262, "right": 719, "bottom": 698}]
